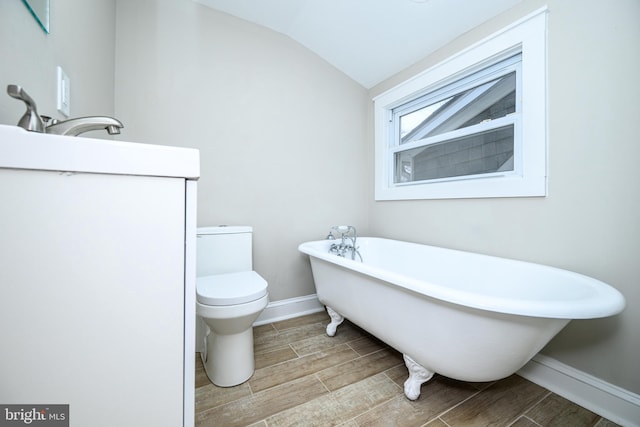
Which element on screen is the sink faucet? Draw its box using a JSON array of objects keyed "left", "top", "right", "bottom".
[
  {"left": 6, "top": 84, "right": 123, "bottom": 136},
  {"left": 44, "top": 116, "right": 123, "bottom": 136},
  {"left": 327, "top": 225, "right": 362, "bottom": 261}
]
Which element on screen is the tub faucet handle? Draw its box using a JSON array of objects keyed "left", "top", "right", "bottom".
[{"left": 330, "top": 225, "right": 356, "bottom": 235}]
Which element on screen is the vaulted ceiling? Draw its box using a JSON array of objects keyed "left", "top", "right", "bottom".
[{"left": 194, "top": 0, "right": 524, "bottom": 88}]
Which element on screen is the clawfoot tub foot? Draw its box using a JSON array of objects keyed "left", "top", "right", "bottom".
[
  {"left": 403, "top": 354, "right": 434, "bottom": 400},
  {"left": 325, "top": 306, "right": 344, "bottom": 337}
]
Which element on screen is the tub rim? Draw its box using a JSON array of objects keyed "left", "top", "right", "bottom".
[{"left": 299, "top": 237, "right": 626, "bottom": 320}]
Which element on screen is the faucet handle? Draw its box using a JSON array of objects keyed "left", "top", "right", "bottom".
[{"left": 7, "top": 85, "right": 45, "bottom": 132}]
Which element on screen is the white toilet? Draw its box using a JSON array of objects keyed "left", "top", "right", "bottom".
[{"left": 196, "top": 226, "right": 269, "bottom": 387}]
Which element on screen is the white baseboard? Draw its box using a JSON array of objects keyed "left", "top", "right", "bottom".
[
  {"left": 254, "top": 294, "right": 325, "bottom": 326},
  {"left": 518, "top": 354, "right": 640, "bottom": 427}
]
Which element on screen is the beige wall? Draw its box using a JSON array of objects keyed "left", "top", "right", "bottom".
[
  {"left": 114, "top": 0, "right": 369, "bottom": 301},
  {"left": 368, "top": 0, "right": 640, "bottom": 394},
  {"left": 0, "top": 0, "right": 116, "bottom": 132}
]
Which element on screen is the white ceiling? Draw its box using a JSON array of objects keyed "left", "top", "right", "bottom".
[{"left": 194, "top": 0, "right": 523, "bottom": 88}]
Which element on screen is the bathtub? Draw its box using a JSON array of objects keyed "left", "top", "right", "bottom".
[{"left": 298, "top": 237, "right": 625, "bottom": 400}]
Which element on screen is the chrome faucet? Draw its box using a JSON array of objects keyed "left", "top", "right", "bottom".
[
  {"left": 44, "top": 116, "right": 123, "bottom": 136},
  {"left": 6, "top": 84, "right": 123, "bottom": 136},
  {"left": 327, "top": 225, "right": 362, "bottom": 261}
]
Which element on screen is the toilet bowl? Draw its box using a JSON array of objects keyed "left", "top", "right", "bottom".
[
  {"left": 195, "top": 226, "right": 269, "bottom": 387},
  {"left": 196, "top": 271, "right": 268, "bottom": 387}
]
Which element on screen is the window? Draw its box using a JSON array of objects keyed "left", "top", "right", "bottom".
[
  {"left": 394, "top": 56, "right": 520, "bottom": 184},
  {"left": 374, "top": 8, "right": 547, "bottom": 200}
]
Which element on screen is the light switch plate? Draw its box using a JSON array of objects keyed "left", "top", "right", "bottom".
[{"left": 56, "top": 66, "right": 70, "bottom": 117}]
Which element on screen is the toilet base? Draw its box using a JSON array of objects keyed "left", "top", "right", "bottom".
[{"left": 203, "top": 327, "right": 255, "bottom": 387}]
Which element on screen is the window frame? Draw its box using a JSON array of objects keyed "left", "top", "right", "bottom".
[{"left": 374, "top": 8, "right": 547, "bottom": 200}]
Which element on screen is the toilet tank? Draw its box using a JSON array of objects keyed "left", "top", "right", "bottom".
[{"left": 196, "top": 226, "right": 253, "bottom": 276}]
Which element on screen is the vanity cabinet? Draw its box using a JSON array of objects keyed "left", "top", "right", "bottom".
[{"left": 0, "top": 125, "right": 198, "bottom": 426}]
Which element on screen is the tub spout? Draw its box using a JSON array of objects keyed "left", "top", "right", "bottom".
[{"left": 45, "top": 116, "right": 124, "bottom": 136}]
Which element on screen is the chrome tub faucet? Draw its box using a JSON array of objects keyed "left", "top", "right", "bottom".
[{"left": 327, "top": 225, "right": 362, "bottom": 261}]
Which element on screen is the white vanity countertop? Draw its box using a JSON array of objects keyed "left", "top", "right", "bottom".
[{"left": 0, "top": 124, "right": 200, "bottom": 179}]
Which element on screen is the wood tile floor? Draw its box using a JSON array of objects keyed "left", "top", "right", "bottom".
[{"left": 195, "top": 312, "right": 619, "bottom": 427}]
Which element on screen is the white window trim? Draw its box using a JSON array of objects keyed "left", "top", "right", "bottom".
[{"left": 374, "top": 7, "right": 548, "bottom": 200}]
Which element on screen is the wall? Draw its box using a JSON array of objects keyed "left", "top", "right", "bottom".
[
  {"left": 0, "top": 0, "right": 116, "bottom": 132},
  {"left": 114, "top": 0, "right": 369, "bottom": 301},
  {"left": 368, "top": 0, "right": 640, "bottom": 395}
]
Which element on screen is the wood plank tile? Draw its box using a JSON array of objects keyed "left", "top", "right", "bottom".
[
  {"left": 195, "top": 375, "right": 328, "bottom": 427},
  {"left": 354, "top": 376, "right": 478, "bottom": 427},
  {"left": 254, "top": 346, "right": 298, "bottom": 370},
  {"left": 195, "top": 354, "right": 211, "bottom": 389},
  {"left": 272, "top": 311, "right": 329, "bottom": 331},
  {"left": 253, "top": 322, "right": 277, "bottom": 338},
  {"left": 254, "top": 322, "right": 326, "bottom": 354},
  {"left": 195, "top": 316, "right": 606, "bottom": 427},
  {"left": 252, "top": 323, "right": 282, "bottom": 351},
  {"left": 317, "top": 348, "right": 404, "bottom": 392},
  {"left": 384, "top": 364, "right": 410, "bottom": 387},
  {"left": 595, "top": 419, "right": 623, "bottom": 427},
  {"left": 331, "top": 372, "right": 404, "bottom": 419},
  {"left": 525, "top": 393, "right": 601, "bottom": 426},
  {"left": 354, "top": 392, "right": 419, "bottom": 427},
  {"left": 250, "top": 344, "right": 360, "bottom": 392},
  {"left": 266, "top": 394, "right": 342, "bottom": 427},
  {"left": 425, "top": 419, "right": 449, "bottom": 427},
  {"left": 347, "top": 334, "right": 389, "bottom": 356},
  {"left": 290, "top": 322, "right": 369, "bottom": 356},
  {"left": 510, "top": 416, "right": 541, "bottom": 427},
  {"left": 441, "top": 375, "right": 548, "bottom": 427},
  {"left": 195, "top": 382, "right": 252, "bottom": 414},
  {"left": 267, "top": 373, "right": 400, "bottom": 427}
]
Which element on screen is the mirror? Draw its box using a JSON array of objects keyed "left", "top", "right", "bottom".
[{"left": 22, "top": 0, "right": 49, "bottom": 34}]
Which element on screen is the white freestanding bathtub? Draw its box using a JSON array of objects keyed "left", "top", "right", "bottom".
[{"left": 298, "top": 237, "right": 625, "bottom": 400}]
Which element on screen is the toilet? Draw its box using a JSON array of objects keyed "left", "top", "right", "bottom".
[{"left": 196, "top": 226, "right": 269, "bottom": 387}]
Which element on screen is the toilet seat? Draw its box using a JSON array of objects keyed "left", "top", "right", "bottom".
[{"left": 197, "top": 271, "right": 268, "bottom": 306}]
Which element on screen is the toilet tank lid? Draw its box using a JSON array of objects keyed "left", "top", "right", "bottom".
[{"left": 197, "top": 225, "right": 252, "bottom": 235}]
